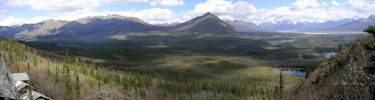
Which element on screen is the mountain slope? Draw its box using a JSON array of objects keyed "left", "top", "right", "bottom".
[
  {"left": 0, "top": 24, "right": 41, "bottom": 38},
  {"left": 292, "top": 35, "right": 375, "bottom": 99},
  {"left": 226, "top": 20, "right": 266, "bottom": 32},
  {"left": 58, "top": 14, "right": 162, "bottom": 36},
  {"left": 173, "top": 12, "right": 236, "bottom": 33},
  {"left": 15, "top": 20, "right": 67, "bottom": 40},
  {"left": 0, "top": 13, "right": 238, "bottom": 42},
  {"left": 0, "top": 14, "right": 163, "bottom": 41},
  {"left": 326, "top": 15, "right": 375, "bottom": 31}
]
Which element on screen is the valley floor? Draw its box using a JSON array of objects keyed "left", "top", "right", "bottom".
[{"left": 0, "top": 33, "right": 366, "bottom": 99}]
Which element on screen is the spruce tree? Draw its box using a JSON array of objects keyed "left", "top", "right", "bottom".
[
  {"left": 63, "top": 50, "right": 72, "bottom": 92},
  {"left": 278, "top": 70, "right": 284, "bottom": 98},
  {"left": 54, "top": 64, "right": 59, "bottom": 83},
  {"left": 364, "top": 25, "right": 375, "bottom": 35},
  {"left": 74, "top": 57, "right": 81, "bottom": 99},
  {"left": 28, "top": 81, "right": 33, "bottom": 100}
]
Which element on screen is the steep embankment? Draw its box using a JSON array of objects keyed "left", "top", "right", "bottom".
[{"left": 293, "top": 35, "right": 375, "bottom": 99}]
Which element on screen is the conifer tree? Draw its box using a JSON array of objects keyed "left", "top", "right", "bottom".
[
  {"left": 63, "top": 50, "right": 72, "bottom": 92},
  {"left": 26, "top": 62, "right": 30, "bottom": 72},
  {"left": 364, "top": 25, "right": 375, "bottom": 35},
  {"left": 54, "top": 65, "right": 59, "bottom": 83},
  {"left": 28, "top": 81, "right": 33, "bottom": 100},
  {"left": 278, "top": 70, "right": 284, "bottom": 98},
  {"left": 74, "top": 57, "right": 81, "bottom": 99},
  {"left": 26, "top": 58, "right": 33, "bottom": 100}
]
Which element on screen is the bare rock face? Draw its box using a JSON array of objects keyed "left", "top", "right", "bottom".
[{"left": 0, "top": 56, "right": 17, "bottom": 98}]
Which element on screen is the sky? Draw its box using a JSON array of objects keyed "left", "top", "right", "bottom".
[{"left": 0, "top": 0, "right": 375, "bottom": 26}]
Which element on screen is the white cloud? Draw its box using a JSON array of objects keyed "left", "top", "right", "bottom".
[
  {"left": 106, "top": 0, "right": 184, "bottom": 6},
  {"left": 192, "top": 0, "right": 256, "bottom": 21},
  {"left": 190, "top": 0, "right": 367, "bottom": 24},
  {"left": 150, "top": 0, "right": 184, "bottom": 6},
  {"left": 331, "top": 0, "right": 340, "bottom": 6},
  {"left": 253, "top": 0, "right": 363, "bottom": 24},
  {"left": 106, "top": 0, "right": 148, "bottom": 3},
  {"left": 348, "top": 0, "right": 375, "bottom": 10},
  {"left": 6, "top": 0, "right": 184, "bottom": 13},
  {"left": 2, "top": 0, "right": 375, "bottom": 26},
  {"left": 0, "top": 16, "right": 49, "bottom": 26},
  {"left": 132, "top": 8, "right": 174, "bottom": 23},
  {"left": 0, "top": 7, "right": 176, "bottom": 26},
  {"left": 348, "top": 0, "right": 375, "bottom": 15},
  {"left": 291, "top": 0, "right": 320, "bottom": 10},
  {"left": 194, "top": 0, "right": 256, "bottom": 14},
  {"left": 6, "top": 0, "right": 101, "bottom": 12},
  {"left": 54, "top": 8, "right": 174, "bottom": 24}
]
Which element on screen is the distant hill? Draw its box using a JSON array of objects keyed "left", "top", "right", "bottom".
[
  {"left": 225, "top": 20, "right": 266, "bottom": 32},
  {"left": 173, "top": 12, "right": 236, "bottom": 33}
]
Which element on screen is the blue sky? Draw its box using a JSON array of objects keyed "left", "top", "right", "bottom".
[{"left": 0, "top": 0, "right": 374, "bottom": 26}]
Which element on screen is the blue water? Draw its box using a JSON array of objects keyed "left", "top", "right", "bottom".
[
  {"left": 312, "top": 53, "right": 337, "bottom": 58},
  {"left": 273, "top": 68, "right": 306, "bottom": 76}
]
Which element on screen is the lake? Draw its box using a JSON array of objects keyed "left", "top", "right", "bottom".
[
  {"left": 273, "top": 68, "right": 306, "bottom": 76},
  {"left": 311, "top": 53, "right": 337, "bottom": 58}
]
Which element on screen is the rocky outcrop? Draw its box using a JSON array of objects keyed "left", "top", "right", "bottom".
[
  {"left": 0, "top": 56, "right": 17, "bottom": 99},
  {"left": 292, "top": 36, "right": 375, "bottom": 99}
]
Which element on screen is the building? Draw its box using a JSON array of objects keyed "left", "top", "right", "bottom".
[
  {"left": 11, "top": 73, "right": 51, "bottom": 100},
  {"left": 20, "top": 90, "right": 52, "bottom": 100},
  {"left": 1, "top": 56, "right": 51, "bottom": 100},
  {"left": 11, "top": 73, "right": 30, "bottom": 82}
]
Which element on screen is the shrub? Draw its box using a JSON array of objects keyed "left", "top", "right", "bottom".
[{"left": 364, "top": 25, "right": 375, "bottom": 36}]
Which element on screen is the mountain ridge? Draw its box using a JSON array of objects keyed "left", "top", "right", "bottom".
[{"left": 0, "top": 12, "right": 245, "bottom": 41}]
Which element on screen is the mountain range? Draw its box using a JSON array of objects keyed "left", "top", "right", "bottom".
[
  {"left": 1, "top": 12, "right": 374, "bottom": 43},
  {"left": 259, "top": 15, "right": 375, "bottom": 32},
  {"left": 225, "top": 20, "right": 266, "bottom": 32}
]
